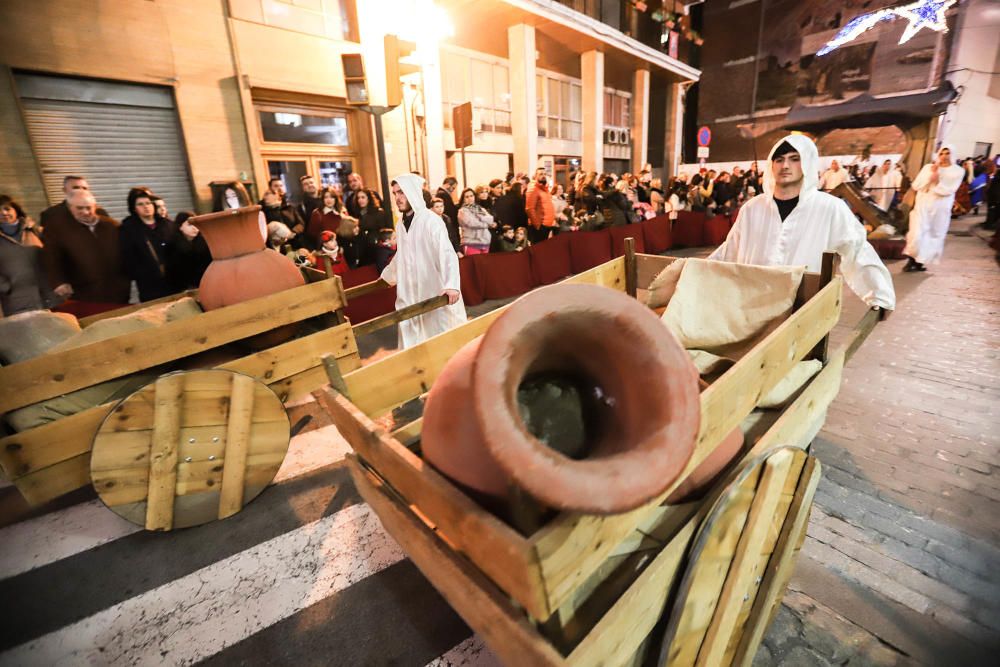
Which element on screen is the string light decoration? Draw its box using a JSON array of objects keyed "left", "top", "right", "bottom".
[{"left": 817, "top": 0, "right": 956, "bottom": 56}]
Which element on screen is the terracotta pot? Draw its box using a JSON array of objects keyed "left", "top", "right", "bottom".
[
  {"left": 421, "top": 284, "right": 701, "bottom": 515},
  {"left": 666, "top": 378, "right": 744, "bottom": 504},
  {"left": 191, "top": 206, "right": 305, "bottom": 347}
]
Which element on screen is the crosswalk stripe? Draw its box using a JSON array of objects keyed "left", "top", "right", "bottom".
[
  {"left": 2, "top": 502, "right": 404, "bottom": 665},
  {"left": 0, "top": 423, "right": 351, "bottom": 581}
]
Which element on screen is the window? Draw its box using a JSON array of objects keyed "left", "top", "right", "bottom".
[
  {"left": 603, "top": 90, "right": 631, "bottom": 129},
  {"left": 442, "top": 52, "right": 511, "bottom": 134},
  {"left": 258, "top": 109, "right": 350, "bottom": 145},
  {"left": 537, "top": 73, "right": 582, "bottom": 141}
]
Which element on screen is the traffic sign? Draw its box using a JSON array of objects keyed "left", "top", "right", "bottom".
[
  {"left": 697, "top": 126, "right": 712, "bottom": 147},
  {"left": 697, "top": 146, "right": 710, "bottom": 159}
]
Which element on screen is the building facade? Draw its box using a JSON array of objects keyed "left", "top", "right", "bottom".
[{"left": 0, "top": 0, "right": 701, "bottom": 219}]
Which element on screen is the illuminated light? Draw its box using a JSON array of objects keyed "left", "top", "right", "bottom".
[{"left": 817, "top": 0, "right": 956, "bottom": 57}]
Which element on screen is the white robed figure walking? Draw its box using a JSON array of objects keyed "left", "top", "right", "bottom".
[
  {"left": 381, "top": 173, "right": 467, "bottom": 349},
  {"left": 903, "top": 145, "right": 964, "bottom": 271},
  {"left": 863, "top": 160, "right": 901, "bottom": 212}
]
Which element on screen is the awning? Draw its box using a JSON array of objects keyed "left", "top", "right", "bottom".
[
  {"left": 784, "top": 83, "right": 958, "bottom": 132},
  {"left": 737, "top": 83, "right": 958, "bottom": 138}
]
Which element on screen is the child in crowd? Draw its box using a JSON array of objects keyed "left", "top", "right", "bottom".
[
  {"left": 514, "top": 227, "right": 530, "bottom": 251},
  {"left": 374, "top": 227, "right": 396, "bottom": 273},
  {"left": 498, "top": 225, "right": 518, "bottom": 252}
]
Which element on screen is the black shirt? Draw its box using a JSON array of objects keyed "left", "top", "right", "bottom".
[
  {"left": 403, "top": 210, "right": 414, "bottom": 232},
  {"left": 774, "top": 196, "right": 799, "bottom": 222}
]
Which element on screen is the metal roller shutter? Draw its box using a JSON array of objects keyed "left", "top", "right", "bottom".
[{"left": 16, "top": 73, "right": 196, "bottom": 221}]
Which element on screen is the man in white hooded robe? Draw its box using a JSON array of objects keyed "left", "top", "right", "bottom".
[
  {"left": 864, "top": 160, "right": 901, "bottom": 212},
  {"left": 380, "top": 173, "right": 467, "bottom": 348},
  {"left": 709, "top": 134, "right": 895, "bottom": 314},
  {"left": 903, "top": 145, "right": 964, "bottom": 272}
]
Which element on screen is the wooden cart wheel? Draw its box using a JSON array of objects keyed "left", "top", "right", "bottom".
[
  {"left": 658, "top": 446, "right": 821, "bottom": 667},
  {"left": 90, "top": 369, "right": 291, "bottom": 531}
]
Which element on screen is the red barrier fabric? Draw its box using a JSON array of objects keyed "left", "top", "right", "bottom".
[
  {"left": 53, "top": 300, "right": 126, "bottom": 319},
  {"left": 459, "top": 255, "right": 485, "bottom": 306},
  {"left": 569, "top": 230, "right": 613, "bottom": 274},
  {"left": 340, "top": 264, "right": 380, "bottom": 289},
  {"left": 528, "top": 233, "right": 573, "bottom": 285},
  {"left": 642, "top": 215, "right": 673, "bottom": 253},
  {"left": 609, "top": 224, "right": 646, "bottom": 257},
  {"left": 476, "top": 250, "right": 536, "bottom": 300},
  {"left": 672, "top": 211, "right": 707, "bottom": 247},
  {"left": 345, "top": 285, "right": 397, "bottom": 324},
  {"left": 703, "top": 215, "right": 731, "bottom": 247}
]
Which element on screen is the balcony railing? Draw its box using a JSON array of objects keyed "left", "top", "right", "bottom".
[{"left": 554, "top": 0, "right": 701, "bottom": 69}]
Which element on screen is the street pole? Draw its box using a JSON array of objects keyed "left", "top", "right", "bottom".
[{"left": 370, "top": 106, "right": 393, "bottom": 204}]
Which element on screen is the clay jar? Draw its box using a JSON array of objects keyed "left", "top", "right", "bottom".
[
  {"left": 191, "top": 206, "right": 305, "bottom": 347},
  {"left": 421, "top": 284, "right": 701, "bottom": 515}
]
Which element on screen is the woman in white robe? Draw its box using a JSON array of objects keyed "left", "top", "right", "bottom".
[
  {"left": 710, "top": 134, "right": 895, "bottom": 312},
  {"left": 903, "top": 145, "right": 964, "bottom": 271},
  {"left": 380, "top": 173, "right": 467, "bottom": 348}
]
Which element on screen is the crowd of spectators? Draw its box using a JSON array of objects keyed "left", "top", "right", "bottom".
[{"left": 3, "top": 151, "right": 998, "bottom": 317}]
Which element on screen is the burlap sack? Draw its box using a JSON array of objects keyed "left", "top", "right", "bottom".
[
  {"left": 0, "top": 310, "right": 80, "bottom": 364},
  {"left": 4, "top": 298, "right": 203, "bottom": 431}
]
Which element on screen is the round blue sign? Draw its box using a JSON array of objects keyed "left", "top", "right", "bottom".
[{"left": 697, "top": 126, "right": 712, "bottom": 147}]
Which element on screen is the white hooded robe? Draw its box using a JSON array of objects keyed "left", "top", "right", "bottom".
[
  {"left": 709, "top": 134, "right": 895, "bottom": 311},
  {"left": 864, "top": 167, "right": 899, "bottom": 212},
  {"left": 904, "top": 146, "right": 964, "bottom": 265},
  {"left": 380, "top": 173, "right": 467, "bottom": 349}
]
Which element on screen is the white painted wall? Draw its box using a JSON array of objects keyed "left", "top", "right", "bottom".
[{"left": 939, "top": 0, "right": 1000, "bottom": 158}]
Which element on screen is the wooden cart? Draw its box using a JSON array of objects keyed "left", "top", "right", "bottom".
[
  {"left": 0, "top": 277, "right": 360, "bottom": 510},
  {"left": 316, "top": 249, "right": 879, "bottom": 666}
]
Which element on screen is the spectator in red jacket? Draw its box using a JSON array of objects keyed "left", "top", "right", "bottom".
[{"left": 525, "top": 168, "right": 555, "bottom": 244}]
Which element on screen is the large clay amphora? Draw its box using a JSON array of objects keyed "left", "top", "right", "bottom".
[
  {"left": 190, "top": 206, "right": 305, "bottom": 347},
  {"left": 421, "top": 283, "right": 701, "bottom": 515}
]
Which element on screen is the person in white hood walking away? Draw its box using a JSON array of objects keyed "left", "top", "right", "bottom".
[
  {"left": 709, "top": 134, "right": 895, "bottom": 316},
  {"left": 381, "top": 173, "right": 467, "bottom": 349},
  {"left": 903, "top": 145, "right": 964, "bottom": 272}
]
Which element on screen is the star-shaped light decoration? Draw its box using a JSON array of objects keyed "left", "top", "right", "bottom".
[{"left": 817, "top": 0, "right": 957, "bottom": 56}]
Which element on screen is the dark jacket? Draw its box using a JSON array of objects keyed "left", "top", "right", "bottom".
[
  {"left": 39, "top": 200, "right": 110, "bottom": 230},
  {"left": 297, "top": 194, "right": 323, "bottom": 226},
  {"left": 0, "top": 220, "right": 59, "bottom": 315},
  {"left": 120, "top": 215, "right": 175, "bottom": 302},
  {"left": 493, "top": 191, "right": 528, "bottom": 230},
  {"left": 435, "top": 188, "right": 459, "bottom": 228},
  {"left": 41, "top": 214, "right": 130, "bottom": 303},
  {"left": 166, "top": 229, "right": 212, "bottom": 291},
  {"left": 357, "top": 206, "right": 393, "bottom": 265},
  {"left": 599, "top": 189, "right": 629, "bottom": 227}
]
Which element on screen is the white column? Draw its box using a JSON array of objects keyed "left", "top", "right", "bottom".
[
  {"left": 508, "top": 24, "right": 537, "bottom": 175},
  {"left": 631, "top": 68, "right": 650, "bottom": 172},
  {"left": 421, "top": 44, "right": 447, "bottom": 187},
  {"left": 581, "top": 50, "right": 604, "bottom": 174}
]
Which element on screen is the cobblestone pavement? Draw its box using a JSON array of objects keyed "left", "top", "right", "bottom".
[{"left": 759, "top": 217, "right": 1000, "bottom": 666}]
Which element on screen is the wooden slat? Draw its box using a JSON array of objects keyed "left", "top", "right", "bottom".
[
  {"left": 218, "top": 373, "right": 256, "bottom": 519},
  {"left": 344, "top": 277, "right": 390, "bottom": 300},
  {"left": 844, "top": 308, "right": 880, "bottom": 364},
  {"left": 696, "top": 449, "right": 794, "bottom": 666},
  {"left": 624, "top": 237, "right": 638, "bottom": 298},
  {"left": 635, "top": 253, "right": 680, "bottom": 290},
  {"left": 0, "top": 278, "right": 346, "bottom": 414},
  {"left": 733, "top": 458, "right": 822, "bottom": 666},
  {"left": 528, "top": 276, "right": 842, "bottom": 616},
  {"left": 353, "top": 295, "right": 449, "bottom": 338},
  {"left": 144, "top": 374, "right": 184, "bottom": 531},
  {"left": 217, "top": 322, "right": 358, "bottom": 383},
  {"left": 807, "top": 253, "right": 840, "bottom": 363},
  {"left": 78, "top": 290, "right": 198, "bottom": 327},
  {"left": 348, "top": 457, "right": 565, "bottom": 667},
  {"left": 314, "top": 386, "right": 551, "bottom": 620},
  {"left": 566, "top": 521, "right": 696, "bottom": 667}
]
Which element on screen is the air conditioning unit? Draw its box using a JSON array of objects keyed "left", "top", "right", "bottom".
[
  {"left": 603, "top": 128, "right": 615, "bottom": 144},
  {"left": 620, "top": 129, "right": 632, "bottom": 145}
]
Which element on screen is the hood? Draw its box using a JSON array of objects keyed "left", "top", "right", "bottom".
[
  {"left": 392, "top": 172, "right": 428, "bottom": 215},
  {"left": 762, "top": 134, "right": 820, "bottom": 199},
  {"left": 935, "top": 143, "right": 957, "bottom": 167}
]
